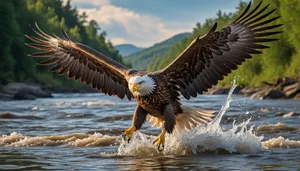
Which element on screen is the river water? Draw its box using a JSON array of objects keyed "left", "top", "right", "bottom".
[{"left": 0, "top": 85, "right": 299, "bottom": 170}]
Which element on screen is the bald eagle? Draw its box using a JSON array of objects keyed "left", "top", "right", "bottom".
[{"left": 26, "top": 1, "right": 281, "bottom": 150}]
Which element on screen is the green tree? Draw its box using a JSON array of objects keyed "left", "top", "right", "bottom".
[
  {"left": 0, "top": 0, "right": 126, "bottom": 87},
  {"left": 0, "top": 1, "right": 16, "bottom": 84}
]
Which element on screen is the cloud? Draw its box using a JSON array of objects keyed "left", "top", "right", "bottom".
[
  {"left": 109, "top": 37, "right": 128, "bottom": 45},
  {"left": 76, "top": 0, "right": 191, "bottom": 47},
  {"left": 64, "top": 0, "right": 110, "bottom": 7}
]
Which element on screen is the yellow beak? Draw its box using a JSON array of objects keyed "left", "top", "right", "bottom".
[{"left": 132, "top": 84, "right": 141, "bottom": 92}]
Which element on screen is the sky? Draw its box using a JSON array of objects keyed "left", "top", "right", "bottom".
[{"left": 66, "top": 0, "right": 246, "bottom": 47}]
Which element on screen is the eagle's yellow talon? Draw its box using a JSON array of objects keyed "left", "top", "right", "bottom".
[
  {"left": 153, "top": 128, "right": 166, "bottom": 151},
  {"left": 123, "top": 126, "right": 136, "bottom": 143}
]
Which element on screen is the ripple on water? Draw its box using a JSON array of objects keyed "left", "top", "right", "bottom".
[
  {"left": 95, "top": 115, "right": 132, "bottom": 122},
  {"left": 41, "top": 100, "right": 114, "bottom": 106},
  {"left": 262, "top": 136, "right": 300, "bottom": 149},
  {"left": 65, "top": 113, "right": 95, "bottom": 118},
  {"left": 0, "top": 132, "right": 119, "bottom": 147},
  {"left": 0, "top": 113, "right": 44, "bottom": 120}
]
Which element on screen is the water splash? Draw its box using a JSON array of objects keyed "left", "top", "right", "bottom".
[
  {"left": 209, "top": 79, "right": 237, "bottom": 126},
  {"left": 117, "top": 80, "right": 263, "bottom": 156},
  {"left": 117, "top": 132, "right": 160, "bottom": 156}
]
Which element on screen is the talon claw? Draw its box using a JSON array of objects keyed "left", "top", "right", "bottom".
[
  {"left": 127, "top": 136, "right": 131, "bottom": 143},
  {"left": 122, "top": 126, "right": 136, "bottom": 143},
  {"left": 122, "top": 132, "right": 130, "bottom": 143},
  {"left": 158, "top": 145, "right": 164, "bottom": 151}
]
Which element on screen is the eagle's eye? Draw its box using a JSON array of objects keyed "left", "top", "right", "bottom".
[{"left": 138, "top": 81, "right": 145, "bottom": 84}]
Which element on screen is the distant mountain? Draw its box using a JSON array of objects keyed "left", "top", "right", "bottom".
[
  {"left": 123, "top": 32, "right": 191, "bottom": 71},
  {"left": 114, "top": 44, "right": 144, "bottom": 57}
]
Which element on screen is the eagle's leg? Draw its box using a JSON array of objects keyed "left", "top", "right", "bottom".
[
  {"left": 153, "top": 104, "right": 176, "bottom": 151},
  {"left": 153, "top": 128, "right": 166, "bottom": 151},
  {"left": 123, "top": 105, "right": 147, "bottom": 142}
]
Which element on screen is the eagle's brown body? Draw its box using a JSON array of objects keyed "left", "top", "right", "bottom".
[
  {"left": 125, "top": 72, "right": 184, "bottom": 133},
  {"left": 25, "top": 1, "right": 282, "bottom": 150},
  {"left": 134, "top": 74, "right": 181, "bottom": 118}
]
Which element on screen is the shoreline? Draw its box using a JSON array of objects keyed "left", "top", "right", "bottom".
[
  {"left": 208, "top": 77, "right": 300, "bottom": 100},
  {"left": 0, "top": 82, "right": 97, "bottom": 100},
  {"left": 0, "top": 77, "right": 299, "bottom": 100}
]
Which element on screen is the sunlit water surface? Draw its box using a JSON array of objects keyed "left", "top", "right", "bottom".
[{"left": 0, "top": 85, "right": 299, "bottom": 170}]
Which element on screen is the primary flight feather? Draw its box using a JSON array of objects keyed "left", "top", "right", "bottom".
[{"left": 26, "top": 1, "right": 281, "bottom": 150}]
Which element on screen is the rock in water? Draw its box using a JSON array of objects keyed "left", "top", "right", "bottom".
[
  {"left": 266, "top": 89, "right": 285, "bottom": 99},
  {"left": 283, "top": 82, "right": 300, "bottom": 98},
  {"left": 282, "top": 112, "right": 300, "bottom": 118},
  {"left": 1, "top": 82, "right": 52, "bottom": 100}
]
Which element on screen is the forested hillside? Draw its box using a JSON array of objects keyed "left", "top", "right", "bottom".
[
  {"left": 0, "top": 0, "right": 124, "bottom": 87},
  {"left": 148, "top": 0, "right": 300, "bottom": 87},
  {"left": 124, "top": 33, "right": 190, "bottom": 71},
  {"left": 1, "top": 0, "right": 299, "bottom": 88}
]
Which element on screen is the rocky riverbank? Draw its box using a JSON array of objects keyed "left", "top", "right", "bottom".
[
  {"left": 208, "top": 77, "right": 300, "bottom": 100},
  {"left": 0, "top": 82, "right": 96, "bottom": 100},
  {"left": 0, "top": 77, "right": 299, "bottom": 100},
  {"left": 241, "top": 77, "right": 300, "bottom": 100}
]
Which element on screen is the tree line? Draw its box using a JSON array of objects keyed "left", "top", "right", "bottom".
[
  {"left": 147, "top": 0, "right": 300, "bottom": 87},
  {"left": 0, "top": 0, "right": 125, "bottom": 87},
  {"left": 1, "top": 0, "right": 299, "bottom": 88}
]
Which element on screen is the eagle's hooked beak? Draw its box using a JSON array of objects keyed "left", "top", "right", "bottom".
[{"left": 132, "top": 83, "right": 141, "bottom": 92}]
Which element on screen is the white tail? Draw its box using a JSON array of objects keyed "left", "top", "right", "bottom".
[{"left": 147, "top": 105, "right": 215, "bottom": 132}]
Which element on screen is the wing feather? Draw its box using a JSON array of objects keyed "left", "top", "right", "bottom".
[
  {"left": 26, "top": 24, "right": 133, "bottom": 100},
  {"left": 158, "top": 1, "right": 282, "bottom": 99}
]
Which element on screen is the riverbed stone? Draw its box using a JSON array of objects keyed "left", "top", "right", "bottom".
[
  {"left": 1, "top": 82, "right": 52, "bottom": 100},
  {"left": 282, "top": 112, "right": 300, "bottom": 118}
]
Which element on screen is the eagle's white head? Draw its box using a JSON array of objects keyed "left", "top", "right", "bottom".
[{"left": 128, "top": 75, "right": 156, "bottom": 97}]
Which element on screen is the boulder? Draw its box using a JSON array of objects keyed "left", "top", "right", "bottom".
[
  {"left": 247, "top": 77, "right": 299, "bottom": 100},
  {"left": 294, "top": 93, "right": 300, "bottom": 100},
  {"left": 250, "top": 88, "right": 285, "bottom": 99},
  {"left": 0, "top": 82, "right": 52, "bottom": 100},
  {"left": 283, "top": 82, "right": 300, "bottom": 98},
  {"left": 250, "top": 88, "right": 269, "bottom": 100},
  {"left": 276, "top": 111, "right": 300, "bottom": 117},
  {"left": 282, "top": 112, "right": 300, "bottom": 118},
  {"left": 240, "top": 87, "right": 260, "bottom": 96},
  {"left": 263, "top": 77, "right": 298, "bottom": 89},
  {"left": 266, "top": 90, "right": 285, "bottom": 99},
  {"left": 209, "top": 88, "right": 230, "bottom": 95}
]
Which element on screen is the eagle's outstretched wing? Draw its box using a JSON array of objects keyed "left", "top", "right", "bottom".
[
  {"left": 26, "top": 24, "right": 133, "bottom": 100},
  {"left": 159, "top": 1, "right": 282, "bottom": 99}
]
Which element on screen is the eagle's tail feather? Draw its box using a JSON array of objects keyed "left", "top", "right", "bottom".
[
  {"left": 175, "top": 105, "right": 215, "bottom": 131},
  {"left": 146, "top": 105, "right": 215, "bottom": 132}
]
